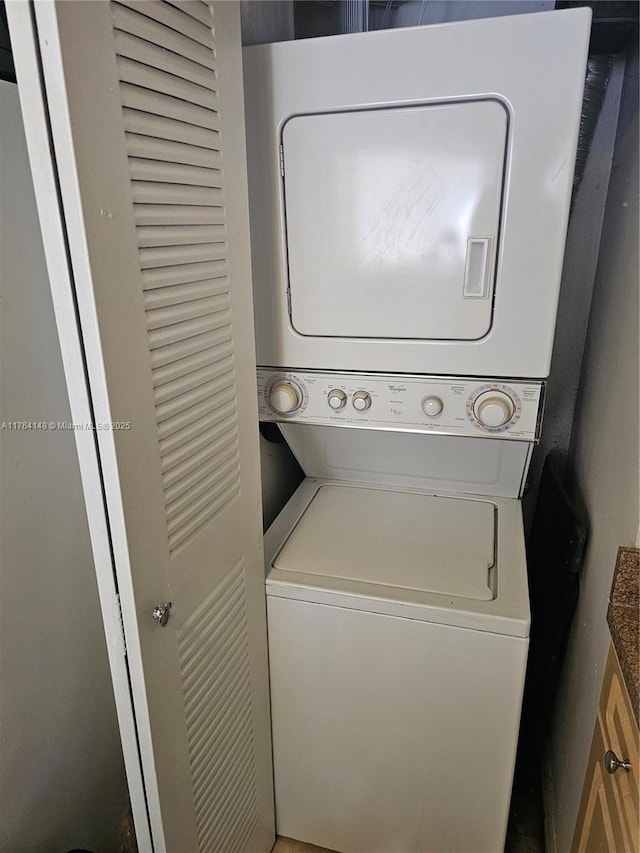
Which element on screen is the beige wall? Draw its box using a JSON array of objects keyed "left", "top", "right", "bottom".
[
  {"left": 260, "top": 431, "right": 303, "bottom": 530},
  {"left": 0, "top": 80, "right": 128, "bottom": 852},
  {"left": 239, "top": 0, "right": 303, "bottom": 529},
  {"left": 546, "top": 46, "right": 639, "bottom": 853}
]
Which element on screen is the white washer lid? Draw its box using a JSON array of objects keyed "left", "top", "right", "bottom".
[{"left": 273, "top": 484, "right": 495, "bottom": 601}]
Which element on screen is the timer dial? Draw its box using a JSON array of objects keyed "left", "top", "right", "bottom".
[
  {"left": 352, "top": 391, "right": 372, "bottom": 411},
  {"left": 269, "top": 380, "right": 303, "bottom": 415},
  {"left": 473, "top": 390, "right": 514, "bottom": 428},
  {"left": 327, "top": 389, "right": 347, "bottom": 410}
]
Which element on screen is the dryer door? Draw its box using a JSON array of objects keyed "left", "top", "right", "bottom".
[
  {"left": 283, "top": 101, "right": 507, "bottom": 342},
  {"left": 244, "top": 9, "right": 592, "bottom": 378}
]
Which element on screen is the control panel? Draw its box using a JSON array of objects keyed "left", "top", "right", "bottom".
[{"left": 257, "top": 369, "right": 544, "bottom": 442}]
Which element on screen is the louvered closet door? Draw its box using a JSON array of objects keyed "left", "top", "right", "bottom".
[{"left": 27, "top": 2, "right": 274, "bottom": 850}]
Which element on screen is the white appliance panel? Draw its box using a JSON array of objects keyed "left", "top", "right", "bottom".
[
  {"left": 268, "top": 596, "right": 528, "bottom": 853},
  {"left": 283, "top": 101, "right": 506, "bottom": 340},
  {"left": 273, "top": 485, "right": 496, "bottom": 601},
  {"left": 244, "top": 8, "right": 591, "bottom": 377},
  {"left": 257, "top": 369, "right": 544, "bottom": 441},
  {"left": 280, "top": 424, "right": 532, "bottom": 498}
]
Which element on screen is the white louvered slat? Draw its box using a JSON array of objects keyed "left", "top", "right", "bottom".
[
  {"left": 145, "top": 294, "right": 228, "bottom": 332},
  {"left": 154, "top": 350, "right": 231, "bottom": 400},
  {"left": 133, "top": 181, "right": 223, "bottom": 206},
  {"left": 123, "top": 109, "right": 220, "bottom": 149},
  {"left": 162, "top": 427, "right": 236, "bottom": 495},
  {"left": 162, "top": 422, "right": 237, "bottom": 480},
  {"left": 140, "top": 244, "right": 226, "bottom": 271},
  {"left": 164, "top": 0, "right": 215, "bottom": 28},
  {"left": 166, "top": 468, "right": 241, "bottom": 543},
  {"left": 129, "top": 158, "right": 223, "bottom": 188},
  {"left": 155, "top": 365, "right": 234, "bottom": 424},
  {"left": 112, "top": 3, "right": 216, "bottom": 68},
  {"left": 147, "top": 310, "right": 231, "bottom": 352},
  {"left": 204, "top": 757, "right": 255, "bottom": 853},
  {"left": 137, "top": 223, "right": 226, "bottom": 248},
  {"left": 155, "top": 337, "right": 232, "bottom": 389},
  {"left": 164, "top": 454, "right": 240, "bottom": 525},
  {"left": 200, "top": 735, "right": 253, "bottom": 809},
  {"left": 155, "top": 355, "right": 233, "bottom": 411},
  {"left": 154, "top": 358, "right": 231, "bottom": 408},
  {"left": 183, "top": 595, "right": 246, "bottom": 697},
  {"left": 116, "top": 0, "right": 215, "bottom": 50},
  {"left": 117, "top": 56, "right": 218, "bottom": 111},
  {"left": 162, "top": 420, "right": 237, "bottom": 485},
  {"left": 186, "top": 692, "right": 250, "bottom": 776},
  {"left": 151, "top": 326, "right": 231, "bottom": 375},
  {"left": 177, "top": 560, "right": 258, "bottom": 852},
  {"left": 186, "top": 632, "right": 248, "bottom": 715},
  {"left": 143, "top": 277, "right": 224, "bottom": 309},
  {"left": 162, "top": 432, "right": 235, "bottom": 492},
  {"left": 160, "top": 405, "right": 236, "bottom": 459},
  {"left": 198, "top": 735, "right": 252, "bottom": 826},
  {"left": 189, "top": 674, "right": 250, "bottom": 768},
  {"left": 110, "top": 0, "right": 241, "bottom": 560},
  {"left": 166, "top": 455, "right": 240, "bottom": 525},
  {"left": 196, "top": 746, "right": 253, "bottom": 847},
  {"left": 162, "top": 432, "right": 236, "bottom": 506},
  {"left": 168, "top": 476, "right": 240, "bottom": 552},
  {"left": 145, "top": 288, "right": 226, "bottom": 324},
  {"left": 125, "top": 136, "right": 221, "bottom": 169},
  {"left": 113, "top": 29, "right": 214, "bottom": 88},
  {"left": 134, "top": 203, "right": 225, "bottom": 227},
  {"left": 142, "top": 260, "right": 228, "bottom": 290},
  {"left": 121, "top": 83, "right": 218, "bottom": 131},
  {"left": 157, "top": 392, "right": 235, "bottom": 445}
]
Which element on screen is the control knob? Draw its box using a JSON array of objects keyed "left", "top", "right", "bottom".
[
  {"left": 352, "top": 391, "right": 372, "bottom": 411},
  {"left": 422, "top": 396, "right": 444, "bottom": 418},
  {"left": 269, "top": 380, "right": 303, "bottom": 415},
  {"left": 473, "top": 390, "right": 514, "bottom": 428},
  {"left": 327, "top": 389, "right": 347, "bottom": 410}
]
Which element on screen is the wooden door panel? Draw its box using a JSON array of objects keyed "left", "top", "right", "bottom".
[{"left": 572, "top": 647, "right": 639, "bottom": 853}]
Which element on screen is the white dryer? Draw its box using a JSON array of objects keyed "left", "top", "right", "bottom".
[{"left": 244, "top": 8, "right": 591, "bottom": 378}]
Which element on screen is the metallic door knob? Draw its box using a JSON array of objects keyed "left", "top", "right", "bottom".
[
  {"left": 604, "top": 749, "right": 631, "bottom": 774},
  {"left": 152, "top": 602, "right": 173, "bottom": 627}
]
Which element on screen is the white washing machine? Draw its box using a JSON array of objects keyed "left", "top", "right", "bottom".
[
  {"left": 256, "top": 371, "right": 541, "bottom": 852},
  {"left": 264, "top": 479, "right": 528, "bottom": 853},
  {"left": 243, "top": 9, "right": 591, "bottom": 852}
]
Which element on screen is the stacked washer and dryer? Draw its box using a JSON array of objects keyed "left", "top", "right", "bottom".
[{"left": 243, "top": 10, "right": 591, "bottom": 853}]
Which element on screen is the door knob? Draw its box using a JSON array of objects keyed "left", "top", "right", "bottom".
[
  {"left": 604, "top": 749, "right": 631, "bottom": 774},
  {"left": 152, "top": 602, "right": 173, "bottom": 627}
]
